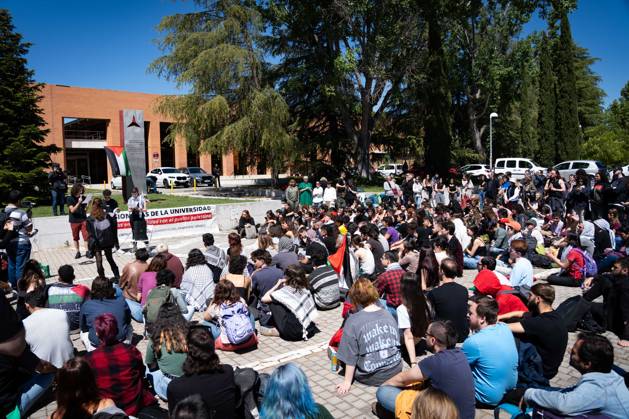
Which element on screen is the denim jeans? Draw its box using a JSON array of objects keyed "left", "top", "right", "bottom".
[
  {"left": 146, "top": 369, "right": 172, "bottom": 401},
  {"left": 376, "top": 385, "right": 402, "bottom": 413},
  {"left": 50, "top": 189, "right": 65, "bottom": 215},
  {"left": 126, "top": 298, "right": 144, "bottom": 323},
  {"left": 7, "top": 241, "right": 32, "bottom": 288},
  {"left": 19, "top": 372, "right": 55, "bottom": 416},
  {"left": 463, "top": 255, "right": 480, "bottom": 269},
  {"left": 379, "top": 299, "right": 398, "bottom": 321}
]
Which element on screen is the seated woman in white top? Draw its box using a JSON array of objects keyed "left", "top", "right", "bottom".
[{"left": 351, "top": 235, "right": 375, "bottom": 278}]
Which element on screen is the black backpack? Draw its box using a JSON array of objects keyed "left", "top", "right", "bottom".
[{"left": 555, "top": 296, "right": 592, "bottom": 332}]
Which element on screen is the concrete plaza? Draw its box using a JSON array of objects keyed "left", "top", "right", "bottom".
[{"left": 26, "top": 230, "right": 629, "bottom": 419}]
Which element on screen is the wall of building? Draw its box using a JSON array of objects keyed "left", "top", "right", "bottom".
[{"left": 39, "top": 84, "right": 238, "bottom": 179}]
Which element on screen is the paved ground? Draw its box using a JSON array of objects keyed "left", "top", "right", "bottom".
[{"left": 26, "top": 231, "right": 629, "bottom": 419}]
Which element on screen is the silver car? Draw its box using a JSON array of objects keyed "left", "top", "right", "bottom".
[{"left": 553, "top": 160, "right": 606, "bottom": 179}]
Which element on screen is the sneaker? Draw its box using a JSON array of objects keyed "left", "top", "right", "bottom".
[
  {"left": 74, "top": 252, "right": 81, "bottom": 259},
  {"left": 259, "top": 326, "right": 280, "bottom": 337}
]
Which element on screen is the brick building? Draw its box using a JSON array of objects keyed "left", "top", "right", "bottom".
[{"left": 40, "top": 84, "right": 262, "bottom": 183}]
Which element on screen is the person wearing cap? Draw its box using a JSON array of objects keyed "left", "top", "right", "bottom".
[
  {"left": 156, "top": 243, "right": 184, "bottom": 288},
  {"left": 45, "top": 264, "right": 90, "bottom": 331},
  {"left": 508, "top": 239, "right": 533, "bottom": 289}
]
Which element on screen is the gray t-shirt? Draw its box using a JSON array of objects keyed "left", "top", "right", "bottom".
[
  {"left": 337, "top": 308, "right": 402, "bottom": 386},
  {"left": 23, "top": 308, "right": 74, "bottom": 368}
]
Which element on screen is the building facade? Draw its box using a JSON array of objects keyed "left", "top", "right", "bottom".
[{"left": 40, "top": 84, "right": 261, "bottom": 183}]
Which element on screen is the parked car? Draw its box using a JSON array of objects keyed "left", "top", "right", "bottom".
[
  {"left": 459, "top": 164, "right": 490, "bottom": 177},
  {"left": 147, "top": 167, "right": 191, "bottom": 188},
  {"left": 110, "top": 175, "right": 157, "bottom": 190},
  {"left": 553, "top": 160, "right": 606, "bottom": 179},
  {"left": 494, "top": 158, "right": 546, "bottom": 180},
  {"left": 178, "top": 167, "right": 214, "bottom": 186},
  {"left": 376, "top": 163, "right": 404, "bottom": 177}
]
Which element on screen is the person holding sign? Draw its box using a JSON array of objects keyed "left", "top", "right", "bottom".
[{"left": 127, "top": 187, "right": 149, "bottom": 252}]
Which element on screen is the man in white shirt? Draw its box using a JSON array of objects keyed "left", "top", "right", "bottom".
[{"left": 23, "top": 288, "right": 74, "bottom": 368}]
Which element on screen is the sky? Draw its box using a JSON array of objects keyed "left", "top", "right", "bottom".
[{"left": 3, "top": 0, "right": 629, "bottom": 106}]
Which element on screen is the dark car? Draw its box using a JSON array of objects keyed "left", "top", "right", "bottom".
[{"left": 178, "top": 167, "right": 214, "bottom": 186}]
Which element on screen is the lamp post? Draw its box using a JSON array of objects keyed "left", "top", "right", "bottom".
[{"left": 489, "top": 112, "right": 498, "bottom": 169}]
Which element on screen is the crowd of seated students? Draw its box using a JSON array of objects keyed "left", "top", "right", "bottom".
[{"left": 4, "top": 166, "right": 629, "bottom": 418}]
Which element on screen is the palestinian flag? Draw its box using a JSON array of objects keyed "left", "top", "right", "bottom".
[{"left": 104, "top": 146, "right": 130, "bottom": 177}]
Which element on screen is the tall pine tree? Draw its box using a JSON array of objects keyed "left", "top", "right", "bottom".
[
  {"left": 0, "top": 9, "right": 58, "bottom": 200},
  {"left": 536, "top": 32, "right": 557, "bottom": 166},
  {"left": 553, "top": 11, "right": 580, "bottom": 160}
]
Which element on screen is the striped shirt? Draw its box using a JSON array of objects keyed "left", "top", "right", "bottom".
[{"left": 308, "top": 265, "right": 340, "bottom": 310}]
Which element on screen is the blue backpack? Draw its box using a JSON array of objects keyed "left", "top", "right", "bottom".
[
  {"left": 220, "top": 301, "right": 254, "bottom": 345},
  {"left": 573, "top": 248, "right": 598, "bottom": 278}
]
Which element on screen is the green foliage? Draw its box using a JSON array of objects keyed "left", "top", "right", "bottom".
[
  {"left": 149, "top": 0, "right": 293, "bottom": 176},
  {"left": 553, "top": 11, "right": 580, "bottom": 160},
  {"left": 536, "top": 32, "right": 557, "bottom": 166},
  {"left": 0, "top": 9, "right": 59, "bottom": 201},
  {"left": 581, "top": 126, "right": 629, "bottom": 166}
]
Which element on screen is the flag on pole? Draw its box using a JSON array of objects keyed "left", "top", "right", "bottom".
[{"left": 104, "top": 146, "right": 130, "bottom": 177}]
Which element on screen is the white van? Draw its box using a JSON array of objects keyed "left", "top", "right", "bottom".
[
  {"left": 377, "top": 163, "right": 403, "bottom": 177},
  {"left": 494, "top": 158, "right": 546, "bottom": 180}
]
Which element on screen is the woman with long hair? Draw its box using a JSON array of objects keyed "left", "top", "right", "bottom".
[
  {"left": 137, "top": 253, "right": 168, "bottom": 305},
  {"left": 397, "top": 272, "right": 431, "bottom": 365},
  {"left": 86, "top": 198, "right": 120, "bottom": 280},
  {"left": 411, "top": 387, "right": 459, "bottom": 419},
  {"left": 227, "top": 232, "right": 242, "bottom": 258},
  {"left": 167, "top": 326, "right": 238, "bottom": 417},
  {"left": 260, "top": 363, "right": 333, "bottom": 419},
  {"left": 146, "top": 302, "right": 189, "bottom": 400},
  {"left": 181, "top": 248, "right": 215, "bottom": 311},
  {"left": 419, "top": 246, "right": 440, "bottom": 291},
  {"left": 590, "top": 170, "right": 610, "bottom": 220},
  {"left": 223, "top": 255, "right": 251, "bottom": 301},
  {"left": 15, "top": 259, "right": 46, "bottom": 319},
  {"left": 398, "top": 239, "right": 420, "bottom": 274},
  {"left": 238, "top": 209, "right": 256, "bottom": 238},
  {"left": 351, "top": 235, "right": 375, "bottom": 278},
  {"left": 462, "top": 225, "right": 487, "bottom": 269},
  {"left": 51, "top": 357, "right": 124, "bottom": 419},
  {"left": 257, "top": 233, "right": 277, "bottom": 256}
]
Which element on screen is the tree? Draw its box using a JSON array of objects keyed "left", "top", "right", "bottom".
[
  {"left": 149, "top": 0, "right": 293, "bottom": 179},
  {"left": 553, "top": 10, "right": 580, "bottom": 160},
  {"left": 0, "top": 9, "right": 59, "bottom": 201},
  {"left": 536, "top": 32, "right": 556, "bottom": 166},
  {"left": 573, "top": 45, "right": 604, "bottom": 131}
]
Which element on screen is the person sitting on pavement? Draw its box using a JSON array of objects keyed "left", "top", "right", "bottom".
[
  {"left": 223, "top": 255, "right": 252, "bottom": 302},
  {"left": 85, "top": 313, "right": 158, "bottom": 417},
  {"left": 156, "top": 243, "right": 185, "bottom": 288},
  {"left": 250, "top": 249, "right": 284, "bottom": 326},
  {"left": 137, "top": 254, "right": 168, "bottom": 305},
  {"left": 23, "top": 288, "right": 74, "bottom": 368},
  {"left": 521, "top": 333, "right": 629, "bottom": 419},
  {"left": 375, "top": 250, "right": 406, "bottom": 319},
  {"left": 376, "top": 321, "right": 475, "bottom": 419},
  {"left": 180, "top": 248, "right": 216, "bottom": 312},
  {"left": 79, "top": 276, "right": 132, "bottom": 351},
  {"left": 462, "top": 295, "right": 518, "bottom": 406},
  {"left": 544, "top": 232, "right": 587, "bottom": 287},
  {"left": 202, "top": 279, "right": 257, "bottom": 350},
  {"left": 260, "top": 265, "right": 318, "bottom": 340},
  {"left": 271, "top": 236, "right": 299, "bottom": 272},
  {"left": 508, "top": 239, "right": 534, "bottom": 289},
  {"left": 336, "top": 278, "right": 402, "bottom": 394},
  {"left": 143, "top": 269, "right": 194, "bottom": 334},
  {"left": 202, "top": 233, "right": 227, "bottom": 279},
  {"left": 119, "top": 248, "right": 150, "bottom": 323},
  {"left": 505, "top": 283, "right": 568, "bottom": 381},
  {"left": 45, "top": 264, "right": 90, "bottom": 331},
  {"left": 260, "top": 363, "right": 334, "bottom": 419},
  {"left": 472, "top": 258, "right": 529, "bottom": 318},
  {"left": 396, "top": 272, "right": 431, "bottom": 366},
  {"left": 145, "top": 302, "right": 189, "bottom": 401},
  {"left": 50, "top": 357, "right": 126, "bottom": 419},
  {"left": 167, "top": 326, "right": 239, "bottom": 417},
  {"left": 410, "top": 387, "right": 460, "bottom": 419},
  {"left": 308, "top": 248, "right": 341, "bottom": 310},
  {"left": 427, "top": 258, "right": 469, "bottom": 342}
]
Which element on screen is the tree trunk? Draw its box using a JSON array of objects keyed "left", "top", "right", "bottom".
[
  {"left": 356, "top": 130, "right": 371, "bottom": 179},
  {"left": 468, "top": 103, "right": 486, "bottom": 159}
]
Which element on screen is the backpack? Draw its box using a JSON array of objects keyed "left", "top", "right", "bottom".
[
  {"left": 497, "top": 286, "right": 532, "bottom": 306},
  {"left": 555, "top": 295, "right": 592, "bottom": 332},
  {"left": 143, "top": 285, "right": 175, "bottom": 327},
  {"left": 244, "top": 224, "right": 257, "bottom": 239},
  {"left": 233, "top": 367, "right": 268, "bottom": 419},
  {"left": 573, "top": 248, "right": 598, "bottom": 278},
  {"left": 220, "top": 301, "right": 254, "bottom": 345}
]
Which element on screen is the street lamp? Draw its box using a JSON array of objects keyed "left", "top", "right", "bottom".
[{"left": 489, "top": 112, "right": 498, "bottom": 169}]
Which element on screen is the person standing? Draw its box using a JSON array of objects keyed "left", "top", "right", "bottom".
[
  {"left": 298, "top": 176, "right": 313, "bottom": 208},
  {"left": 312, "top": 181, "right": 324, "bottom": 208},
  {"left": 48, "top": 164, "right": 67, "bottom": 216},
  {"left": 66, "top": 183, "right": 90, "bottom": 259},
  {"left": 285, "top": 179, "right": 300, "bottom": 211},
  {"left": 4, "top": 190, "right": 33, "bottom": 288},
  {"left": 101, "top": 189, "right": 119, "bottom": 250},
  {"left": 212, "top": 164, "right": 221, "bottom": 189},
  {"left": 127, "top": 187, "right": 149, "bottom": 252},
  {"left": 86, "top": 198, "right": 120, "bottom": 281}
]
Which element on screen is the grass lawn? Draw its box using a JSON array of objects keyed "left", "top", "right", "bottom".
[
  {"left": 358, "top": 185, "right": 383, "bottom": 193},
  {"left": 29, "top": 190, "right": 248, "bottom": 218}
]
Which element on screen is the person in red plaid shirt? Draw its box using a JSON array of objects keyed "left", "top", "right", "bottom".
[
  {"left": 375, "top": 251, "right": 405, "bottom": 320},
  {"left": 85, "top": 313, "right": 159, "bottom": 417}
]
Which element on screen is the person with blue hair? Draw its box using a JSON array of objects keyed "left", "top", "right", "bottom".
[{"left": 260, "top": 363, "right": 334, "bottom": 419}]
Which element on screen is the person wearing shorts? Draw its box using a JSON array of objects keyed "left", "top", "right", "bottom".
[{"left": 67, "top": 183, "right": 91, "bottom": 259}]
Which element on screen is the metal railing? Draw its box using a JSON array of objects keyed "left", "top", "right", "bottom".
[{"left": 63, "top": 129, "right": 106, "bottom": 140}]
